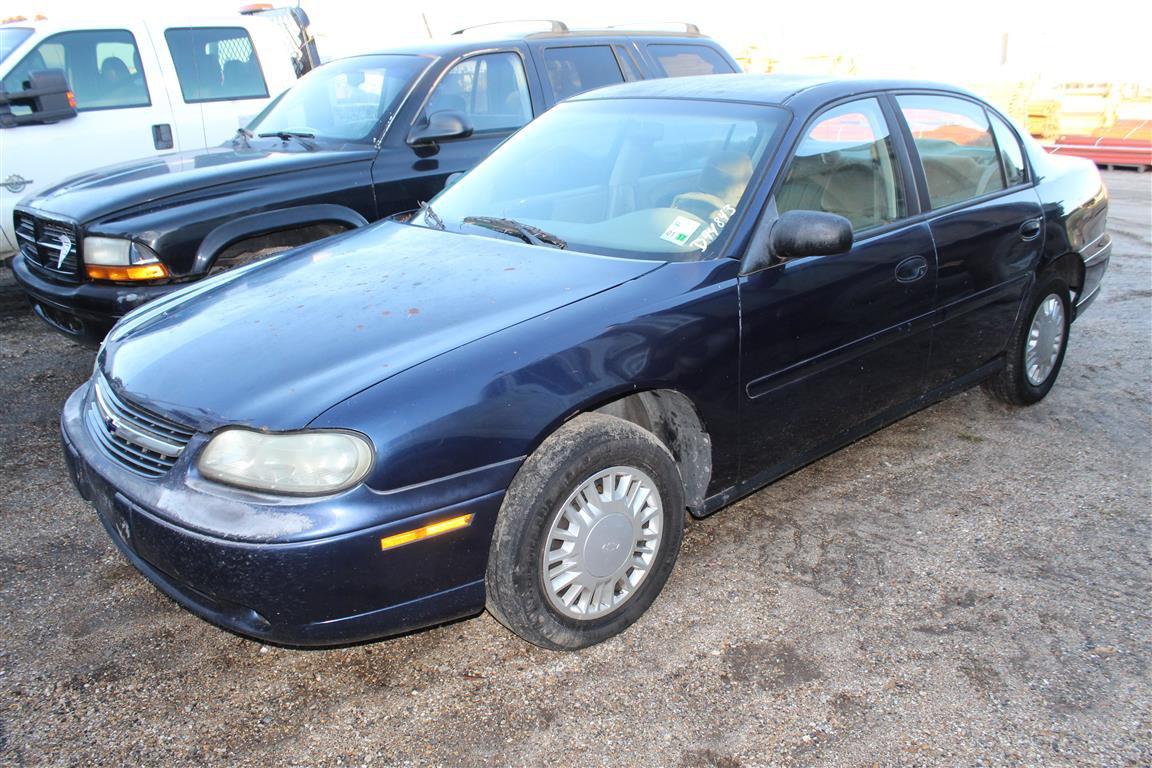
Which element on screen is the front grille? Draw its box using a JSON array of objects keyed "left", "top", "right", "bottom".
[
  {"left": 85, "top": 375, "right": 196, "bottom": 478},
  {"left": 15, "top": 213, "right": 81, "bottom": 283}
]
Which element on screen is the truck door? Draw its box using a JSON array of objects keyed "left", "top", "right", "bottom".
[
  {"left": 0, "top": 24, "right": 178, "bottom": 248},
  {"left": 150, "top": 23, "right": 283, "bottom": 149}
]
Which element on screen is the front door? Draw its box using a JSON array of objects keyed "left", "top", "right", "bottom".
[
  {"left": 739, "top": 97, "right": 936, "bottom": 481},
  {"left": 372, "top": 50, "right": 537, "bottom": 215}
]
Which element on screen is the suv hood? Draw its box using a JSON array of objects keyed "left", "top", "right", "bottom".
[
  {"left": 101, "top": 222, "right": 664, "bottom": 431},
  {"left": 21, "top": 142, "right": 373, "bottom": 224}
]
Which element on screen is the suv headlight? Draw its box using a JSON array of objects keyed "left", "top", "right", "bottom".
[
  {"left": 83, "top": 236, "right": 169, "bottom": 281},
  {"left": 198, "top": 429, "right": 374, "bottom": 495}
]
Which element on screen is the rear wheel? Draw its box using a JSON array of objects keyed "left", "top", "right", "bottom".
[
  {"left": 485, "top": 414, "right": 685, "bottom": 650},
  {"left": 983, "top": 275, "right": 1071, "bottom": 405}
]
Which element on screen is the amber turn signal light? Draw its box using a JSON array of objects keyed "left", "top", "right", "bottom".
[
  {"left": 85, "top": 263, "right": 169, "bottom": 281},
  {"left": 379, "top": 513, "right": 474, "bottom": 551}
]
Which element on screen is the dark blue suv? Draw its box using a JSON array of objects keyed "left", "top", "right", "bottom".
[
  {"left": 61, "top": 75, "right": 1109, "bottom": 650},
  {"left": 11, "top": 21, "right": 738, "bottom": 344}
]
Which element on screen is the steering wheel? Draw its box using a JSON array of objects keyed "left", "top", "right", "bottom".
[{"left": 671, "top": 192, "right": 727, "bottom": 221}]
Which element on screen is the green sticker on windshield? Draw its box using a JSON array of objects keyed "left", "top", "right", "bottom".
[{"left": 660, "top": 216, "right": 700, "bottom": 247}]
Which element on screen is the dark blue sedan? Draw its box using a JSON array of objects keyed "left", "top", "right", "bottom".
[{"left": 61, "top": 75, "right": 1111, "bottom": 650}]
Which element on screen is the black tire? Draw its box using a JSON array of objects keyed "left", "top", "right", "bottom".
[
  {"left": 485, "top": 413, "right": 686, "bottom": 650},
  {"left": 983, "top": 275, "right": 1072, "bottom": 405}
]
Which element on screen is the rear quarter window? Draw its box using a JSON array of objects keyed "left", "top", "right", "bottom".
[{"left": 647, "top": 44, "right": 734, "bottom": 76}]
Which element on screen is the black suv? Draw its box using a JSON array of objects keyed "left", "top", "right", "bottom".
[{"left": 11, "top": 21, "right": 739, "bottom": 344}]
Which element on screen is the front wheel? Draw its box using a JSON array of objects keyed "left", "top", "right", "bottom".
[
  {"left": 485, "top": 414, "right": 685, "bottom": 650},
  {"left": 983, "top": 276, "right": 1072, "bottom": 405}
]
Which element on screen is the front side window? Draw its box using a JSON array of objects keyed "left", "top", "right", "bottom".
[
  {"left": 165, "top": 27, "right": 267, "bottom": 102},
  {"left": 422, "top": 98, "right": 788, "bottom": 260},
  {"left": 898, "top": 94, "right": 1005, "bottom": 208},
  {"left": 424, "top": 52, "right": 531, "bottom": 133},
  {"left": 989, "top": 112, "right": 1027, "bottom": 186},
  {"left": 250, "top": 54, "right": 428, "bottom": 142},
  {"left": 543, "top": 45, "right": 624, "bottom": 101},
  {"left": 0, "top": 29, "right": 149, "bottom": 111},
  {"left": 776, "top": 97, "right": 906, "bottom": 231},
  {"left": 648, "top": 44, "right": 733, "bottom": 76}
]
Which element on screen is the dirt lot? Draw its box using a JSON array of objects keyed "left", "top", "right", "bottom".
[{"left": 0, "top": 171, "right": 1148, "bottom": 768}]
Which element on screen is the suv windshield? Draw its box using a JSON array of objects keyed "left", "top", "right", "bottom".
[
  {"left": 0, "top": 27, "right": 33, "bottom": 68},
  {"left": 249, "top": 54, "right": 428, "bottom": 142},
  {"left": 423, "top": 98, "right": 789, "bottom": 260}
]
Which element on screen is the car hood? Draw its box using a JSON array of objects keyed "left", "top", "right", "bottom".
[
  {"left": 100, "top": 222, "right": 665, "bottom": 431},
  {"left": 21, "top": 142, "right": 373, "bottom": 224}
]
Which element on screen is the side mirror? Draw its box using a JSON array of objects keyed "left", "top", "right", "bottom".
[
  {"left": 770, "top": 210, "right": 853, "bottom": 261},
  {"left": 407, "top": 110, "right": 474, "bottom": 148},
  {"left": 0, "top": 69, "right": 78, "bottom": 128}
]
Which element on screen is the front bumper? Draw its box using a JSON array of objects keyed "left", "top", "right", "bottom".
[
  {"left": 11, "top": 252, "right": 178, "bottom": 346},
  {"left": 61, "top": 384, "right": 503, "bottom": 646}
]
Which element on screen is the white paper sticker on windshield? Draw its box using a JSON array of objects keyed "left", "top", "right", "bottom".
[{"left": 660, "top": 216, "right": 700, "bottom": 247}]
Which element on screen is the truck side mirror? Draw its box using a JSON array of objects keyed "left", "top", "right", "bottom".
[
  {"left": 407, "top": 110, "right": 474, "bottom": 149},
  {"left": 0, "top": 69, "right": 78, "bottom": 127}
]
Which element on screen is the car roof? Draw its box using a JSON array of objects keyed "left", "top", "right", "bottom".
[
  {"left": 354, "top": 28, "right": 720, "bottom": 60},
  {"left": 570, "top": 73, "right": 983, "bottom": 108}
]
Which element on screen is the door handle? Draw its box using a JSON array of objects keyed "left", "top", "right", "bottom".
[
  {"left": 1019, "top": 218, "right": 1042, "bottom": 241},
  {"left": 152, "top": 123, "right": 173, "bottom": 151},
  {"left": 895, "top": 255, "right": 929, "bottom": 283}
]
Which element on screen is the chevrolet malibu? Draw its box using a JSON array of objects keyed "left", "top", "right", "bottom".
[{"left": 62, "top": 75, "right": 1110, "bottom": 650}]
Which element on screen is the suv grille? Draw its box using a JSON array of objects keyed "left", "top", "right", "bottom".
[
  {"left": 15, "top": 213, "right": 81, "bottom": 283},
  {"left": 85, "top": 375, "right": 196, "bottom": 478}
]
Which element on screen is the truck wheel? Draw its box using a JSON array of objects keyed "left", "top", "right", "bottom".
[
  {"left": 983, "top": 275, "right": 1071, "bottom": 405},
  {"left": 485, "top": 413, "right": 685, "bottom": 650}
]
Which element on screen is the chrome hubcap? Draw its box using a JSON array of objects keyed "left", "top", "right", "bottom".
[
  {"left": 1025, "top": 294, "right": 1065, "bottom": 386},
  {"left": 541, "top": 466, "right": 663, "bottom": 620}
]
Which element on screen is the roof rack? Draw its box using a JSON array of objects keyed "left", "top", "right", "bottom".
[
  {"left": 605, "top": 21, "right": 702, "bottom": 34},
  {"left": 451, "top": 20, "right": 569, "bottom": 36}
]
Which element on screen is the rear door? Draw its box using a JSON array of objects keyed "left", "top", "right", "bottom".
[
  {"left": 738, "top": 96, "right": 936, "bottom": 479},
  {"left": 893, "top": 93, "right": 1045, "bottom": 388},
  {"left": 529, "top": 41, "right": 632, "bottom": 108},
  {"left": 153, "top": 23, "right": 276, "bottom": 149}
]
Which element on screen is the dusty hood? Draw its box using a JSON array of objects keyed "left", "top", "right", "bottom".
[{"left": 100, "top": 222, "right": 664, "bottom": 430}]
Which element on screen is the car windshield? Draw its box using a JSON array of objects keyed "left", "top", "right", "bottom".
[
  {"left": 0, "top": 27, "right": 33, "bottom": 69},
  {"left": 249, "top": 54, "right": 428, "bottom": 142},
  {"left": 422, "top": 98, "right": 789, "bottom": 260}
]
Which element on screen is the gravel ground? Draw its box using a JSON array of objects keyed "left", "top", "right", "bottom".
[{"left": 0, "top": 171, "right": 1148, "bottom": 768}]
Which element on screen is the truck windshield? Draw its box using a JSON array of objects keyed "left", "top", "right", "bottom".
[
  {"left": 0, "top": 27, "right": 33, "bottom": 68},
  {"left": 422, "top": 98, "right": 790, "bottom": 260},
  {"left": 248, "top": 54, "right": 428, "bottom": 143}
]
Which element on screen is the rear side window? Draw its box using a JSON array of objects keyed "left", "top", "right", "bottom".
[
  {"left": 166, "top": 27, "right": 268, "bottom": 102},
  {"left": 0, "top": 29, "right": 150, "bottom": 111},
  {"left": 542, "top": 45, "right": 624, "bottom": 101},
  {"left": 898, "top": 94, "right": 1006, "bottom": 208},
  {"left": 989, "top": 112, "right": 1027, "bottom": 186},
  {"left": 647, "top": 44, "right": 733, "bottom": 76},
  {"left": 776, "top": 98, "right": 906, "bottom": 231}
]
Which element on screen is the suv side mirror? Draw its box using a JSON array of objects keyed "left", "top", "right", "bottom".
[
  {"left": 0, "top": 69, "right": 78, "bottom": 128},
  {"left": 770, "top": 210, "right": 853, "bottom": 261},
  {"left": 407, "top": 110, "right": 474, "bottom": 148}
]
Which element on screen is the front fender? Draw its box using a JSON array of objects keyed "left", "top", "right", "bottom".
[
  {"left": 192, "top": 204, "right": 369, "bottom": 273},
  {"left": 309, "top": 257, "right": 743, "bottom": 497}
]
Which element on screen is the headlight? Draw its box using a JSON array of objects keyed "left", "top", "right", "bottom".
[
  {"left": 198, "top": 429, "right": 374, "bottom": 495},
  {"left": 83, "top": 237, "right": 169, "bottom": 281}
]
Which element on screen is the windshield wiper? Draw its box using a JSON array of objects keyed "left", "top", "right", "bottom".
[
  {"left": 420, "top": 201, "right": 445, "bottom": 230},
  {"left": 462, "top": 216, "right": 566, "bottom": 249},
  {"left": 257, "top": 130, "right": 316, "bottom": 149}
]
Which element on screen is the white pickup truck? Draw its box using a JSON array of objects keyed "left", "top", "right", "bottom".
[{"left": 0, "top": 8, "right": 317, "bottom": 255}]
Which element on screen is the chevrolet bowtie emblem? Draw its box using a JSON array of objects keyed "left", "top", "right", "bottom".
[{"left": 56, "top": 235, "right": 72, "bottom": 268}]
